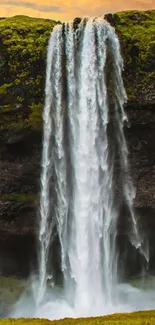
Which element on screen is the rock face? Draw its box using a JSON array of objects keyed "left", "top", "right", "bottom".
[
  {"left": 0, "top": 125, "right": 41, "bottom": 277},
  {"left": 118, "top": 104, "right": 155, "bottom": 277},
  {"left": 0, "top": 11, "right": 154, "bottom": 278}
]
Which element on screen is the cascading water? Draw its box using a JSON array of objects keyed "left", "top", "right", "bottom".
[
  {"left": 10, "top": 17, "right": 153, "bottom": 320},
  {"left": 36, "top": 16, "right": 149, "bottom": 317}
]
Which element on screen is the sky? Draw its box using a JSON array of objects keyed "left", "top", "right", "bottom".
[{"left": 0, "top": 0, "right": 154, "bottom": 21}]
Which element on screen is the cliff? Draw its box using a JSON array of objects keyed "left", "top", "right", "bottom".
[
  {"left": 110, "top": 10, "right": 155, "bottom": 275},
  {"left": 0, "top": 11, "right": 154, "bottom": 278},
  {"left": 0, "top": 15, "right": 58, "bottom": 277}
]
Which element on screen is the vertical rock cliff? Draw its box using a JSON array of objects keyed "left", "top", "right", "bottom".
[{"left": 0, "top": 11, "right": 154, "bottom": 278}]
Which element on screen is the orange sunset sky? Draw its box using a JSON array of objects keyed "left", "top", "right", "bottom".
[{"left": 0, "top": 0, "right": 154, "bottom": 21}]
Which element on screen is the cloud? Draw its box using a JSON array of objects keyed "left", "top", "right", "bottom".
[
  {"left": 0, "top": 0, "right": 61, "bottom": 12},
  {"left": 0, "top": 0, "right": 154, "bottom": 21}
]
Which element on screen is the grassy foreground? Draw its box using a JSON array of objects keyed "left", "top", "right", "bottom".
[{"left": 1, "top": 311, "right": 155, "bottom": 325}]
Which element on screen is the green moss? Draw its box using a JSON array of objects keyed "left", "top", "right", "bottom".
[
  {"left": 1, "top": 311, "right": 155, "bottom": 325},
  {"left": 113, "top": 10, "right": 155, "bottom": 102},
  {"left": 0, "top": 11, "right": 154, "bottom": 132},
  {"left": 27, "top": 102, "right": 43, "bottom": 129},
  {"left": 0, "top": 15, "right": 60, "bottom": 130}
]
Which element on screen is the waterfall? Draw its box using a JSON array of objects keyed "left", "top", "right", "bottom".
[{"left": 37, "top": 17, "right": 149, "bottom": 318}]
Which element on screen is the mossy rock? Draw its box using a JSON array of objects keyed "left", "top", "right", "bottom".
[
  {"left": 112, "top": 10, "right": 155, "bottom": 103},
  {"left": 0, "top": 11, "right": 154, "bottom": 132},
  {"left": 0, "top": 16, "right": 60, "bottom": 130}
]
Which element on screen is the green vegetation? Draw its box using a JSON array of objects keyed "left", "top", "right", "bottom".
[
  {"left": 1, "top": 311, "right": 155, "bottom": 324},
  {"left": 113, "top": 10, "right": 155, "bottom": 102},
  {"left": 0, "top": 15, "right": 60, "bottom": 129},
  {"left": 0, "top": 11, "right": 154, "bottom": 131}
]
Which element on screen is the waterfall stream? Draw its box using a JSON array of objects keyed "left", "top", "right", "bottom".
[
  {"left": 10, "top": 17, "right": 153, "bottom": 320},
  {"left": 36, "top": 17, "right": 149, "bottom": 317}
]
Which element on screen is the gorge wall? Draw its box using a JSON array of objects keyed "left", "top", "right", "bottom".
[{"left": 0, "top": 11, "right": 154, "bottom": 278}]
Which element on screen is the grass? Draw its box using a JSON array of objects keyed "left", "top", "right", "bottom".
[{"left": 1, "top": 311, "right": 155, "bottom": 324}]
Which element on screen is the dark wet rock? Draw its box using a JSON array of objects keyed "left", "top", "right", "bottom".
[
  {"left": 104, "top": 13, "right": 115, "bottom": 26},
  {"left": 0, "top": 125, "right": 41, "bottom": 278},
  {"left": 73, "top": 17, "right": 82, "bottom": 30}
]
